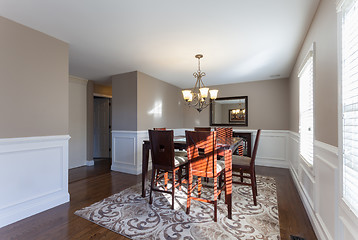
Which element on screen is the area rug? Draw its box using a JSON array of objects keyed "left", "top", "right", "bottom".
[{"left": 75, "top": 175, "right": 280, "bottom": 239}]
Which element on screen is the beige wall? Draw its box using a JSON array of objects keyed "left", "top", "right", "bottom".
[
  {"left": 183, "top": 78, "right": 289, "bottom": 130},
  {"left": 137, "top": 72, "right": 184, "bottom": 130},
  {"left": 69, "top": 76, "right": 87, "bottom": 169},
  {"left": 289, "top": 0, "right": 337, "bottom": 146},
  {"left": 112, "top": 72, "right": 138, "bottom": 131},
  {"left": 0, "top": 17, "right": 69, "bottom": 138},
  {"left": 94, "top": 83, "right": 112, "bottom": 97}
]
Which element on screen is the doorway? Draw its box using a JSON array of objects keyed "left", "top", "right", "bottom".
[{"left": 93, "top": 96, "right": 112, "bottom": 159}]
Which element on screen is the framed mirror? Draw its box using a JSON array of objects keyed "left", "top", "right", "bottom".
[{"left": 210, "top": 96, "right": 248, "bottom": 126}]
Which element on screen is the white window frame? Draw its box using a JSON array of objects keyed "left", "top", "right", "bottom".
[
  {"left": 338, "top": 0, "right": 358, "bottom": 218},
  {"left": 298, "top": 43, "right": 315, "bottom": 166}
]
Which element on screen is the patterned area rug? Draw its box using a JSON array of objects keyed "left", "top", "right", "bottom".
[{"left": 75, "top": 175, "right": 280, "bottom": 239}]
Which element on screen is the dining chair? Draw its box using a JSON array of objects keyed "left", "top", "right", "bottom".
[
  {"left": 148, "top": 130, "right": 188, "bottom": 210},
  {"left": 215, "top": 127, "right": 233, "bottom": 145},
  {"left": 185, "top": 130, "right": 227, "bottom": 222},
  {"left": 194, "top": 127, "right": 211, "bottom": 131},
  {"left": 231, "top": 129, "right": 261, "bottom": 205}
]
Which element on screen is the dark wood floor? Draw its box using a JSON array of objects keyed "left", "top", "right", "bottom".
[{"left": 0, "top": 160, "right": 317, "bottom": 240}]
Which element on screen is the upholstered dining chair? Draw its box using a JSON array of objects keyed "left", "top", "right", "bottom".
[
  {"left": 185, "top": 130, "right": 227, "bottom": 222},
  {"left": 194, "top": 127, "right": 211, "bottom": 131},
  {"left": 148, "top": 130, "right": 188, "bottom": 210},
  {"left": 231, "top": 129, "right": 261, "bottom": 205}
]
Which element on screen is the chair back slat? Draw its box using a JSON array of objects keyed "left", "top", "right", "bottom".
[
  {"left": 186, "top": 131, "right": 217, "bottom": 178},
  {"left": 216, "top": 127, "right": 233, "bottom": 145},
  {"left": 250, "top": 129, "right": 262, "bottom": 167},
  {"left": 148, "top": 130, "right": 174, "bottom": 170}
]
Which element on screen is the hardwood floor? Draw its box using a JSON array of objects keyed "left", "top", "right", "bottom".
[{"left": 0, "top": 161, "right": 317, "bottom": 240}]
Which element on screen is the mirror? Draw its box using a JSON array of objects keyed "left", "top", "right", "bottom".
[{"left": 210, "top": 96, "right": 248, "bottom": 126}]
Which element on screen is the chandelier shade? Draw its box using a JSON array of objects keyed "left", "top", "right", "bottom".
[{"left": 182, "top": 54, "right": 218, "bottom": 112}]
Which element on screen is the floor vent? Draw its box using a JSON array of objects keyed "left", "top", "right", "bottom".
[{"left": 290, "top": 235, "right": 305, "bottom": 240}]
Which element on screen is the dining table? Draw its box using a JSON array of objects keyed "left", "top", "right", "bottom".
[{"left": 141, "top": 135, "right": 241, "bottom": 220}]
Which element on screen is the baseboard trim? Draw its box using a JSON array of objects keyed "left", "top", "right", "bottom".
[{"left": 86, "top": 160, "right": 94, "bottom": 166}]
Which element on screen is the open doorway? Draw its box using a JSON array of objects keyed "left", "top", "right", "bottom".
[{"left": 93, "top": 96, "right": 112, "bottom": 160}]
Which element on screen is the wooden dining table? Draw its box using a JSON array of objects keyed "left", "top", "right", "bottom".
[{"left": 141, "top": 135, "right": 235, "bottom": 219}]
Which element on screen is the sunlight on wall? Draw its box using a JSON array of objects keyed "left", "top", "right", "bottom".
[{"left": 148, "top": 101, "right": 163, "bottom": 118}]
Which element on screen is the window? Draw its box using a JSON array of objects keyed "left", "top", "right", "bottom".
[
  {"left": 299, "top": 45, "right": 315, "bottom": 165},
  {"left": 341, "top": 0, "right": 358, "bottom": 216}
]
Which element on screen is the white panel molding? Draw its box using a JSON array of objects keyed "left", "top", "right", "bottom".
[
  {"left": 339, "top": 199, "right": 358, "bottom": 239},
  {"left": 254, "top": 130, "right": 289, "bottom": 168},
  {"left": 288, "top": 131, "right": 341, "bottom": 240},
  {"left": 299, "top": 162, "right": 315, "bottom": 209},
  {"left": 315, "top": 141, "right": 339, "bottom": 240},
  {"left": 112, "top": 131, "right": 139, "bottom": 175},
  {"left": 0, "top": 135, "right": 70, "bottom": 228}
]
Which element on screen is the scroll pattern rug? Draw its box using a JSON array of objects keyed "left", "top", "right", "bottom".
[{"left": 75, "top": 175, "right": 280, "bottom": 239}]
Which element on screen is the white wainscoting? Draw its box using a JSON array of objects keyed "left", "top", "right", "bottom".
[
  {"left": 0, "top": 135, "right": 70, "bottom": 228},
  {"left": 112, "top": 131, "right": 148, "bottom": 175},
  {"left": 288, "top": 131, "right": 341, "bottom": 240},
  {"left": 112, "top": 129, "right": 290, "bottom": 176},
  {"left": 233, "top": 129, "right": 289, "bottom": 168}
]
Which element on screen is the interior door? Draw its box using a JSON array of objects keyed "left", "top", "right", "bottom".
[{"left": 93, "top": 97, "right": 111, "bottom": 158}]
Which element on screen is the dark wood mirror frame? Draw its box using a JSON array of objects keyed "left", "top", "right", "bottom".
[{"left": 210, "top": 96, "right": 248, "bottom": 126}]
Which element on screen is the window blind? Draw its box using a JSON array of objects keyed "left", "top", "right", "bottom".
[
  {"left": 299, "top": 51, "right": 314, "bottom": 165},
  {"left": 342, "top": 0, "right": 358, "bottom": 216}
]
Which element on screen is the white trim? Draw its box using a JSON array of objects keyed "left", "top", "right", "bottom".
[
  {"left": 69, "top": 75, "right": 88, "bottom": 85},
  {"left": 0, "top": 135, "right": 70, "bottom": 228},
  {"left": 86, "top": 160, "right": 94, "bottom": 166},
  {"left": 339, "top": 199, "right": 358, "bottom": 238},
  {"left": 93, "top": 93, "right": 112, "bottom": 98}
]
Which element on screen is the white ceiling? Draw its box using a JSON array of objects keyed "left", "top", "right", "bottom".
[{"left": 0, "top": 0, "right": 320, "bottom": 88}]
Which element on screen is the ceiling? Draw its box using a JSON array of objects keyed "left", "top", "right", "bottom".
[{"left": 0, "top": 0, "right": 320, "bottom": 88}]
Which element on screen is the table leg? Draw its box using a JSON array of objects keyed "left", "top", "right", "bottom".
[
  {"left": 224, "top": 149, "right": 232, "bottom": 219},
  {"left": 142, "top": 142, "right": 150, "bottom": 197}
]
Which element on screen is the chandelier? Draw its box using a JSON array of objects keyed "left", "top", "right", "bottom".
[{"left": 182, "top": 54, "right": 218, "bottom": 112}]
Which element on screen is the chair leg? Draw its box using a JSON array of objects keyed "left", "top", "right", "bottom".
[
  {"left": 218, "top": 175, "right": 222, "bottom": 200},
  {"left": 198, "top": 177, "right": 202, "bottom": 198},
  {"left": 254, "top": 168, "right": 258, "bottom": 196},
  {"left": 186, "top": 167, "right": 193, "bottom": 214},
  {"left": 149, "top": 168, "right": 156, "bottom": 204},
  {"left": 214, "top": 176, "right": 218, "bottom": 222},
  {"left": 155, "top": 169, "right": 159, "bottom": 186},
  {"left": 178, "top": 168, "right": 182, "bottom": 191},
  {"left": 164, "top": 172, "right": 168, "bottom": 191},
  {"left": 171, "top": 170, "right": 176, "bottom": 210},
  {"left": 251, "top": 173, "right": 257, "bottom": 206},
  {"left": 240, "top": 169, "right": 244, "bottom": 182}
]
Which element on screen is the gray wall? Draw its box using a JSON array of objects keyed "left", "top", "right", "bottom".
[
  {"left": 289, "top": 0, "right": 337, "bottom": 147},
  {"left": 183, "top": 78, "right": 290, "bottom": 130},
  {"left": 0, "top": 17, "right": 69, "bottom": 138},
  {"left": 87, "top": 80, "right": 94, "bottom": 161},
  {"left": 69, "top": 76, "right": 87, "bottom": 169},
  {"left": 137, "top": 72, "right": 184, "bottom": 130},
  {"left": 112, "top": 71, "right": 138, "bottom": 131}
]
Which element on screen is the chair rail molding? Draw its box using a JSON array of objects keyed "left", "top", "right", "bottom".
[{"left": 0, "top": 135, "right": 70, "bottom": 228}]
